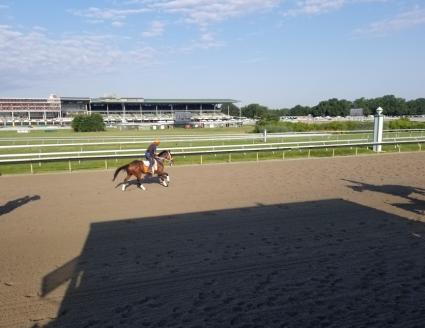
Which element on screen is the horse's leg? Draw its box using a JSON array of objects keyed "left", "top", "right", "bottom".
[
  {"left": 136, "top": 172, "right": 146, "bottom": 191},
  {"left": 160, "top": 170, "right": 170, "bottom": 182},
  {"left": 122, "top": 174, "right": 131, "bottom": 191},
  {"left": 158, "top": 171, "right": 169, "bottom": 187}
]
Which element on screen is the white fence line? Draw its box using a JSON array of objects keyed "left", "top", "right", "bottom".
[
  {"left": 0, "top": 133, "right": 334, "bottom": 149},
  {"left": 1, "top": 137, "right": 425, "bottom": 160},
  {"left": 0, "top": 129, "right": 424, "bottom": 144},
  {"left": 0, "top": 139, "right": 424, "bottom": 165},
  {"left": 1, "top": 132, "right": 424, "bottom": 150}
]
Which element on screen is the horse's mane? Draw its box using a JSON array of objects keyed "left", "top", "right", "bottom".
[{"left": 158, "top": 150, "right": 169, "bottom": 157}]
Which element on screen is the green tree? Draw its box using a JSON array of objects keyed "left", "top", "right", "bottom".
[
  {"left": 406, "top": 98, "right": 425, "bottom": 115},
  {"left": 373, "top": 95, "right": 407, "bottom": 116},
  {"left": 353, "top": 97, "right": 373, "bottom": 116},
  {"left": 241, "top": 103, "right": 269, "bottom": 119},
  {"left": 72, "top": 113, "right": 106, "bottom": 132},
  {"left": 275, "top": 108, "right": 291, "bottom": 117},
  {"left": 220, "top": 103, "right": 241, "bottom": 117},
  {"left": 312, "top": 98, "right": 352, "bottom": 117},
  {"left": 289, "top": 105, "right": 311, "bottom": 116},
  {"left": 71, "top": 115, "right": 84, "bottom": 131}
]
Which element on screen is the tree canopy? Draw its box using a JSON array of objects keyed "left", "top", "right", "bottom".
[{"left": 223, "top": 95, "right": 425, "bottom": 119}]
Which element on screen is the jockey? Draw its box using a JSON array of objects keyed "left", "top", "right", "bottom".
[{"left": 145, "top": 139, "right": 160, "bottom": 175}]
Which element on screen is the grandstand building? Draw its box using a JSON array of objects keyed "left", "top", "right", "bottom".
[{"left": 0, "top": 95, "right": 241, "bottom": 128}]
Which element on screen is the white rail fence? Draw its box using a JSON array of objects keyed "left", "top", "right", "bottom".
[
  {"left": 0, "top": 129, "right": 424, "bottom": 147},
  {"left": 0, "top": 139, "right": 424, "bottom": 174},
  {"left": 0, "top": 136, "right": 424, "bottom": 159}
]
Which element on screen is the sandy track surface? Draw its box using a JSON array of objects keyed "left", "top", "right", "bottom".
[{"left": 0, "top": 153, "right": 424, "bottom": 327}]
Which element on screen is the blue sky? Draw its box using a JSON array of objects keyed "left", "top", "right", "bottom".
[{"left": 0, "top": 0, "right": 424, "bottom": 108}]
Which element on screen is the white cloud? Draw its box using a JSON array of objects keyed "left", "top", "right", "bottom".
[
  {"left": 71, "top": 1, "right": 281, "bottom": 52},
  {"left": 283, "top": 0, "right": 386, "bottom": 17},
  {"left": 149, "top": 0, "right": 281, "bottom": 25},
  {"left": 197, "top": 30, "right": 223, "bottom": 48},
  {"left": 142, "top": 21, "right": 165, "bottom": 38},
  {"left": 111, "top": 21, "right": 125, "bottom": 27},
  {"left": 354, "top": 7, "right": 425, "bottom": 37},
  {"left": 110, "top": 0, "right": 281, "bottom": 26},
  {"left": 176, "top": 28, "right": 224, "bottom": 52},
  {"left": 70, "top": 7, "right": 150, "bottom": 26},
  {"left": 0, "top": 25, "right": 157, "bottom": 88},
  {"left": 284, "top": 0, "right": 346, "bottom": 16}
]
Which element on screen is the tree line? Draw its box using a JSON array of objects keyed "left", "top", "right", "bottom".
[{"left": 222, "top": 95, "right": 425, "bottom": 119}]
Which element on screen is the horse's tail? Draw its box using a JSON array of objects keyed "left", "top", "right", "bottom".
[{"left": 112, "top": 164, "right": 129, "bottom": 181}]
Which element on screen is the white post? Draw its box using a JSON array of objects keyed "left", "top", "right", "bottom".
[
  {"left": 263, "top": 129, "right": 267, "bottom": 143},
  {"left": 373, "top": 107, "right": 384, "bottom": 152}
]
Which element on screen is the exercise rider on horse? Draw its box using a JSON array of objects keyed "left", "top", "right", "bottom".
[{"left": 145, "top": 139, "right": 160, "bottom": 175}]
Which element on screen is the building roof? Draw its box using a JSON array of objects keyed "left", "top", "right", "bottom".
[
  {"left": 143, "top": 99, "right": 238, "bottom": 104},
  {"left": 1, "top": 96, "right": 239, "bottom": 104},
  {"left": 61, "top": 97, "right": 91, "bottom": 101},
  {"left": 90, "top": 97, "right": 238, "bottom": 104},
  {"left": 90, "top": 97, "right": 144, "bottom": 103}
]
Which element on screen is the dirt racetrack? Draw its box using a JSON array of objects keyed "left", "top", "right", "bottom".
[{"left": 0, "top": 152, "right": 424, "bottom": 328}]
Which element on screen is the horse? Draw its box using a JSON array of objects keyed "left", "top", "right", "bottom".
[{"left": 112, "top": 150, "right": 174, "bottom": 191}]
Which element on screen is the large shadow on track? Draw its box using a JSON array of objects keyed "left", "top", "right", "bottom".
[{"left": 38, "top": 199, "right": 425, "bottom": 328}]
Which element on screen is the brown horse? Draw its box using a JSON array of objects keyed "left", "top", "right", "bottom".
[{"left": 112, "top": 150, "right": 174, "bottom": 191}]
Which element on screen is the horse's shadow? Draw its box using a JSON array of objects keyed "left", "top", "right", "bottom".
[
  {"left": 0, "top": 195, "right": 41, "bottom": 216},
  {"left": 343, "top": 179, "right": 425, "bottom": 215},
  {"left": 114, "top": 175, "right": 164, "bottom": 190}
]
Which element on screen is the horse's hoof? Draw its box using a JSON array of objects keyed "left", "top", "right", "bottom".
[
  {"left": 162, "top": 181, "right": 168, "bottom": 187},
  {"left": 139, "top": 185, "right": 146, "bottom": 191}
]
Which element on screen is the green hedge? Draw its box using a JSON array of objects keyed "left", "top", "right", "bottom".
[
  {"left": 254, "top": 120, "right": 374, "bottom": 133},
  {"left": 388, "top": 118, "right": 425, "bottom": 129},
  {"left": 71, "top": 114, "right": 106, "bottom": 132}
]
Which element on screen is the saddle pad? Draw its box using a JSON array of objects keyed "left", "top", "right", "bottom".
[{"left": 143, "top": 160, "right": 157, "bottom": 170}]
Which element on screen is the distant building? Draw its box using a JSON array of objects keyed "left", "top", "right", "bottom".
[
  {"left": 350, "top": 108, "right": 364, "bottom": 116},
  {"left": 0, "top": 95, "right": 241, "bottom": 128}
]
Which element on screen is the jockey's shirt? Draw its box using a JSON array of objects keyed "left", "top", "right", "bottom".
[{"left": 146, "top": 143, "right": 157, "bottom": 156}]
